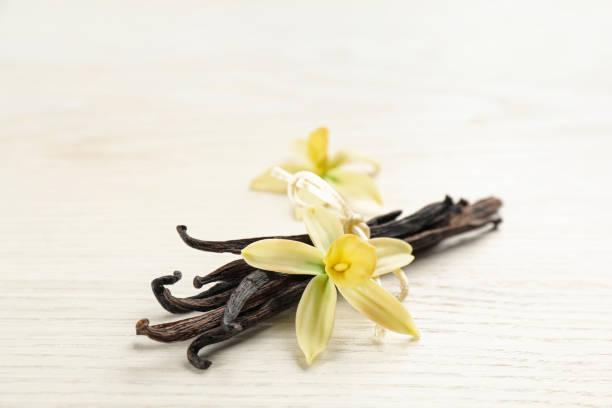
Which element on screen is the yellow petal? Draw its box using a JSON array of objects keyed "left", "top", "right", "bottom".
[
  {"left": 242, "top": 239, "right": 325, "bottom": 275},
  {"left": 324, "top": 234, "right": 377, "bottom": 288},
  {"left": 339, "top": 279, "right": 419, "bottom": 338},
  {"left": 369, "top": 238, "right": 415, "bottom": 277},
  {"left": 325, "top": 169, "right": 383, "bottom": 205},
  {"left": 296, "top": 274, "right": 337, "bottom": 364},
  {"left": 250, "top": 162, "right": 310, "bottom": 193},
  {"left": 303, "top": 205, "right": 344, "bottom": 252},
  {"left": 307, "top": 127, "right": 329, "bottom": 173},
  {"left": 328, "top": 149, "right": 381, "bottom": 176}
]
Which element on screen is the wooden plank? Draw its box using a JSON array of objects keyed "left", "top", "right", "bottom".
[{"left": 1, "top": 1, "right": 611, "bottom": 407}]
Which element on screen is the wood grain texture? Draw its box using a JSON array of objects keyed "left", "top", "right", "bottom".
[{"left": 1, "top": 1, "right": 611, "bottom": 407}]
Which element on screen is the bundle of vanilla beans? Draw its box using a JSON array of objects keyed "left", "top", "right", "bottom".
[{"left": 136, "top": 195, "right": 502, "bottom": 369}]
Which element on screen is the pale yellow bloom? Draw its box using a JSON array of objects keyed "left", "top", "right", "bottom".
[
  {"left": 241, "top": 206, "right": 418, "bottom": 365},
  {"left": 250, "top": 127, "right": 383, "bottom": 205}
]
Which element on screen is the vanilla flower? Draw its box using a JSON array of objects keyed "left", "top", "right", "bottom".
[
  {"left": 250, "top": 127, "right": 383, "bottom": 205},
  {"left": 241, "top": 205, "right": 419, "bottom": 364}
]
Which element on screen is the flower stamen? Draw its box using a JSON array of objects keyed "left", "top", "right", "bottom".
[{"left": 333, "top": 262, "right": 350, "bottom": 272}]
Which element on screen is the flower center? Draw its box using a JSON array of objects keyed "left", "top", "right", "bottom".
[
  {"left": 332, "top": 262, "right": 349, "bottom": 272},
  {"left": 324, "top": 234, "right": 377, "bottom": 288}
]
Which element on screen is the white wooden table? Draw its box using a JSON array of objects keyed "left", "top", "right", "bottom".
[{"left": 2, "top": 1, "right": 611, "bottom": 407}]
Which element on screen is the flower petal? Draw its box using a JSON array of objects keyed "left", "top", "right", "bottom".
[
  {"left": 324, "top": 234, "right": 377, "bottom": 288},
  {"left": 328, "top": 149, "right": 381, "bottom": 176},
  {"left": 325, "top": 169, "right": 383, "bottom": 205},
  {"left": 250, "top": 162, "right": 311, "bottom": 193},
  {"left": 307, "top": 127, "right": 329, "bottom": 172},
  {"left": 291, "top": 138, "right": 308, "bottom": 161},
  {"left": 296, "top": 274, "right": 337, "bottom": 364},
  {"left": 369, "top": 238, "right": 415, "bottom": 277},
  {"left": 339, "top": 278, "right": 419, "bottom": 338},
  {"left": 293, "top": 188, "right": 330, "bottom": 221},
  {"left": 302, "top": 205, "right": 344, "bottom": 252},
  {"left": 242, "top": 239, "right": 325, "bottom": 275}
]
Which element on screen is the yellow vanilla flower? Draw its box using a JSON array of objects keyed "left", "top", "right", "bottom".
[
  {"left": 250, "top": 127, "right": 383, "bottom": 205},
  {"left": 241, "top": 205, "right": 418, "bottom": 364}
]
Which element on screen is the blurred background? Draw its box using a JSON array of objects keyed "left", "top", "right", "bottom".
[{"left": 1, "top": 1, "right": 611, "bottom": 407}]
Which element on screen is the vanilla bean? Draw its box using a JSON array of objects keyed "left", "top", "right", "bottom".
[
  {"left": 136, "top": 310, "right": 224, "bottom": 343},
  {"left": 407, "top": 217, "right": 501, "bottom": 251},
  {"left": 450, "top": 197, "right": 501, "bottom": 226},
  {"left": 370, "top": 196, "right": 459, "bottom": 238},
  {"left": 152, "top": 271, "right": 238, "bottom": 313},
  {"left": 363, "top": 209, "right": 402, "bottom": 226},
  {"left": 193, "top": 259, "right": 254, "bottom": 289},
  {"left": 137, "top": 277, "right": 307, "bottom": 342},
  {"left": 187, "top": 281, "right": 307, "bottom": 369},
  {"left": 177, "top": 225, "right": 310, "bottom": 255},
  {"left": 221, "top": 270, "right": 270, "bottom": 333},
  {"left": 176, "top": 201, "right": 451, "bottom": 255},
  {"left": 186, "top": 328, "right": 231, "bottom": 369},
  {"left": 405, "top": 197, "right": 502, "bottom": 251}
]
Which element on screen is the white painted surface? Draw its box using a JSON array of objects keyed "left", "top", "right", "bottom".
[{"left": 1, "top": 1, "right": 611, "bottom": 407}]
